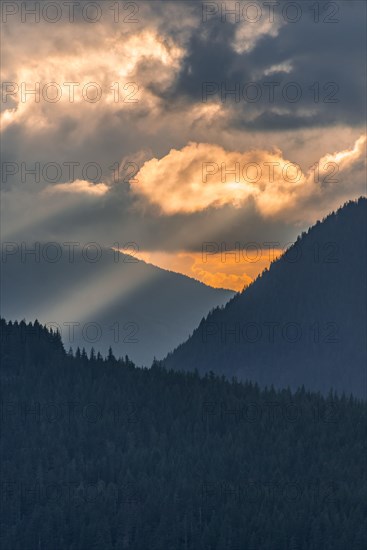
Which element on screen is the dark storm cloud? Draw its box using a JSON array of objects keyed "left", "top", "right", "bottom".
[{"left": 156, "top": 0, "right": 366, "bottom": 131}]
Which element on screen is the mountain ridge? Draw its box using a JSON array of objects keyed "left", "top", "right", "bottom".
[
  {"left": 1, "top": 245, "right": 234, "bottom": 365},
  {"left": 162, "top": 197, "right": 367, "bottom": 397}
]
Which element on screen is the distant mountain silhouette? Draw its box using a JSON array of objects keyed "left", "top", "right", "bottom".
[
  {"left": 163, "top": 198, "right": 367, "bottom": 397},
  {"left": 0, "top": 247, "right": 233, "bottom": 365}
]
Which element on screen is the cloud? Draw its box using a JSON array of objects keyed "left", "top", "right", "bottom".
[
  {"left": 130, "top": 136, "right": 366, "bottom": 219},
  {"left": 0, "top": 28, "right": 186, "bottom": 132},
  {"left": 231, "top": 8, "right": 284, "bottom": 54},
  {"left": 262, "top": 61, "right": 293, "bottom": 77},
  {"left": 160, "top": 1, "right": 366, "bottom": 131},
  {"left": 43, "top": 180, "right": 109, "bottom": 196}
]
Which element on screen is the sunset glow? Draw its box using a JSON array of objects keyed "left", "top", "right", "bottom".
[{"left": 136, "top": 248, "right": 283, "bottom": 292}]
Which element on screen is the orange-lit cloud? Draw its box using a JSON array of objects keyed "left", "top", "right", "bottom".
[
  {"left": 316, "top": 135, "right": 366, "bottom": 169},
  {"left": 130, "top": 136, "right": 366, "bottom": 220},
  {"left": 1, "top": 29, "right": 185, "bottom": 131}
]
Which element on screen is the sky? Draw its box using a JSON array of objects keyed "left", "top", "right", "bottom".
[{"left": 1, "top": 0, "right": 366, "bottom": 291}]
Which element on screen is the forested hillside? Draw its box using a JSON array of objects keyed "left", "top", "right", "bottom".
[
  {"left": 1, "top": 319, "right": 366, "bottom": 549},
  {"left": 163, "top": 198, "right": 367, "bottom": 397}
]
